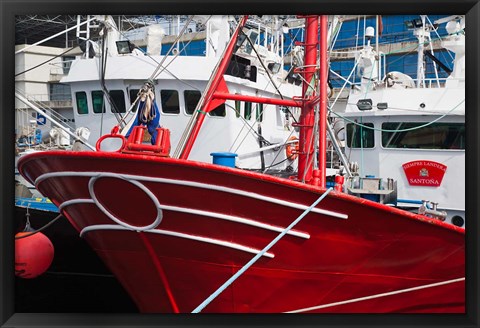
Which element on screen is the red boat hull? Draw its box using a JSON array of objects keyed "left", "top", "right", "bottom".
[{"left": 18, "top": 151, "right": 465, "bottom": 313}]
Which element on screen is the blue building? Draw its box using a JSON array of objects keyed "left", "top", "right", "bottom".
[{"left": 159, "top": 15, "right": 455, "bottom": 87}]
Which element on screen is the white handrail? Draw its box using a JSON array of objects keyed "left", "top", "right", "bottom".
[
  {"left": 191, "top": 188, "right": 334, "bottom": 313},
  {"left": 15, "top": 92, "right": 96, "bottom": 150}
]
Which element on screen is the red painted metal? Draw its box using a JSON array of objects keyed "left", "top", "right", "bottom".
[
  {"left": 16, "top": 15, "right": 465, "bottom": 314},
  {"left": 402, "top": 160, "right": 447, "bottom": 187},
  {"left": 318, "top": 15, "right": 328, "bottom": 188},
  {"left": 139, "top": 232, "right": 180, "bottom": 313},
  {"left": 17, "top": 151, "right": 465, "bottom": 313},
  {"left": 213, "top": 92, "right": 301, "bottom": 108},
  {"left": 297, "top": 16, "right": 319, "bottom": 183},
  {"left": 179, "top": 16, "right": 248, "bottom": 159},
  {"left": 122, "top": 126, "right": 171, "bottom": 156}
]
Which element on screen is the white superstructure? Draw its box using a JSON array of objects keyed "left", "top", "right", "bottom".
[
  {"left": 338, "top": 16, "right": 465, "bottom": 226},
  {"left": 61, "top": 15, "right": 302, "bottom": 170}
]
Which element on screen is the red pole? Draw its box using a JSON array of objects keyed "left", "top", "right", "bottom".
[
  {"left": 297, "top": 16, "right": 318, "bottom": 182},
  {"left": 179, "top": 16, "right": 248, "bottom": 160},
  {"left": 318, "top": 15, "right": 328, "bottom": 188},
  {"left": 213, "top": 92, "right": 301, "bottom": 108}
]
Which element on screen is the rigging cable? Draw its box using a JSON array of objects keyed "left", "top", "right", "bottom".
[
  {"left": 329, "top": 98, "right": 465, "bottom": 133},
  {"left": 243, "top": 29, "right": 299, "bottom": 124},
  {"left": 15, "top": 46, "right": 78, "bottom": 77}
]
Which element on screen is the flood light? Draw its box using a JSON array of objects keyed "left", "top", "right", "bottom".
[
  {"left": 116, "top": 40, "right": 132, "bottom": 55},
  {"left": 356, "top": 99, "right": 373, "bottom": 111},
  {"left": 268, "top": 62, "right": 281, "bottom": 74},
  {"left": 377, "top": 102, "right": 388, "bottom": 110}
]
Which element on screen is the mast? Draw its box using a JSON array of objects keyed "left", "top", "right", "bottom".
[
  {"left": 178, "top": 14, "right": 329, "bottom": 189},
  {"left": 318, "top": 15, "right": 328, "bottom": 188},
  {"left": 296, "top": 16, "right": 318, "bottom": 183},
  {"left": 296, "top": 15, "right": 327, "bottom": 188}
]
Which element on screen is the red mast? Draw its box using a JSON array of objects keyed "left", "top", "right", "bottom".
[
  {"left": 179, "top": 15, "right": 328, "bottom": 189},
  {"left": 297, "top": 16, "right": 319, "bottom": 183},
  {"left": 296, "top": 15, "right": 327, "bottom": 188},
  {"left": 318, "top": 15, "right": 328, "bottom": 188}
]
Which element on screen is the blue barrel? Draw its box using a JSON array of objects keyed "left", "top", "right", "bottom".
[{"left": 210, "top": 152, "right": 238, "bottom": 168}]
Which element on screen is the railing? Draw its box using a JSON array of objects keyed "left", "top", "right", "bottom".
[
  {"left": 345, "top": 76, "right": 465, "bottom": 89},
  {"left": 20, "top": 92, "right": 72, "bottom": 104},
  {"left": 16, "top": 89, "right": 75, "bottom": 131}
]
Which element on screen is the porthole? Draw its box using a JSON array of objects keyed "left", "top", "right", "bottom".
[{"left": 451, "top": 216, "right": 464, "bottom": 227}]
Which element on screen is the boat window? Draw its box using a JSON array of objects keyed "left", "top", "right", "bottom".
[
  {"left": 256, "top": 103, "right": 264, "bottom": 122},
  {"left": 128, "top": 89, "right": 140, "bottom": 112},
  {"left": 346, "top": 123, "right": 374, "bottom": 148},
  {"left": 244, "top": 102, "right": 252, "bottom": 120},
  {"left": 234, "top": 100, "right": 241, "bottom": 118},
  {"left": 161, "top": 90, "right": 180, "bottom": 114},
  {"left": 209, "top": 103, "right": 226, "bottom": 117},
  {"left": 184, "top": 90, "right": 201, "bottom": 115},
  {"left": 381, "top": 122, "right": 465, "bottom": 150},
  {"left": 109, "top": 90, "right": 126, "bottom": 113},
  {"left": 75, "top": 91, "right": 88, "bottom": 115},
  {"left": 91, "top": 90, "right": 105, "bottom": 114}
]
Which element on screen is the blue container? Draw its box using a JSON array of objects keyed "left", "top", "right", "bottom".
[
  {"left": 361, "top": 194, "right": 380, "bottom": 202},
  {"left": 210, "top": 152, "right": 238, "bottom": 168}
]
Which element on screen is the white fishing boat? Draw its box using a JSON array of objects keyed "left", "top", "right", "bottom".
[
  {"left": 331, "top": 15, "right": 465, "bottom": 227},
  {"left": 56, "top": 15, "right": 303, "bottom": 171}
]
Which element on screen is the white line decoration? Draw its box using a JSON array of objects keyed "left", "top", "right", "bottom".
[
  {"left": 88, "top": 175, "right": 163, "bottom": 231},
  {"left": 79, "top": 224, "right": 275, "bottom": 258},
  {"left": 35, "top": 171, "right": 348, "bottom": 258},
  {"left": 60, "top": 199, "right": 310, "bottom": 239},
  {"left": 36, "top": 171, "right": 348, "bottom": 219},
  {"left": 284, "top": 277, "right": 465, "bottom": 313}
]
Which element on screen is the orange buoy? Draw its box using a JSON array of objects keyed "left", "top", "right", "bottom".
[
  {"left": 285, "top": 136, "right": 299, "bottom": 160},
  {"left": 15, "top": 232, "right": 54, "bottom": 279}
]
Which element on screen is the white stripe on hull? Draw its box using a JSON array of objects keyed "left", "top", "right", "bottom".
[
  {"left": 60, "top": 198, "right": 310, "bottom": 239},
  {"left": 79, "top": 224, "right": 275, "bottom": 258},
  {"left": 36, "top": 171, "right": 348, "bottom": 219}
]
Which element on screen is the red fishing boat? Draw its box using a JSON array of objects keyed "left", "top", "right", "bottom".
[{"left": 17, "top": 15, "right": 464, "bottom": 313}]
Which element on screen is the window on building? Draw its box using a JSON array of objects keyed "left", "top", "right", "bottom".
[
  {"left": 75, "top": 91, "right": 88, "bottom": 115},
  {"left": 50, "top": 83, "right": 71, "bottom": 101},
  {"left": 346, "top": 123, "right": 375, "bottom": 148},
  {"left": 381, "top": 122, "right": 465, "bottom": 149},
  {"left": 184, "top": 90, "right": 201, "bottom": 115},
  {"left": 109, "top": 90, "right": 126, "bottom": 113},
  {"left": 91, "top": 90, "right": 105, "bottom": 114},
  {"left": 62, "top": 56, "right": 75, "bottom": 74},
  {"left": 161, "top": 90, "right": 180, "bottom": 114},
  {"left": 209, "top": 103, "right": 226, "bottom": 117}
]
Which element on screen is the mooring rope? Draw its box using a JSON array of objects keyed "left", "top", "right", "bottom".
[
  {"left": 15, "top": 213, "right": 63, "bottom": 239},
  {"left": 191, "top": 187, "right": 333, "bottom": 313}
]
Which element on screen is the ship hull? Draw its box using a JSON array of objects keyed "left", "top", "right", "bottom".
[{"left": 18, "top": 151, "right": 465, "bottom": 313}]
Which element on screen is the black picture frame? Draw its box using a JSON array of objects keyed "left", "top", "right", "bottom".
[{"left": 2, "top": 1, "right": 479, "bottom": 327}]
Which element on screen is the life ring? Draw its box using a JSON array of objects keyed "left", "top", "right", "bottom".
[{"left": 285, "top": 136, "right": 299, "bottom": 160}]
